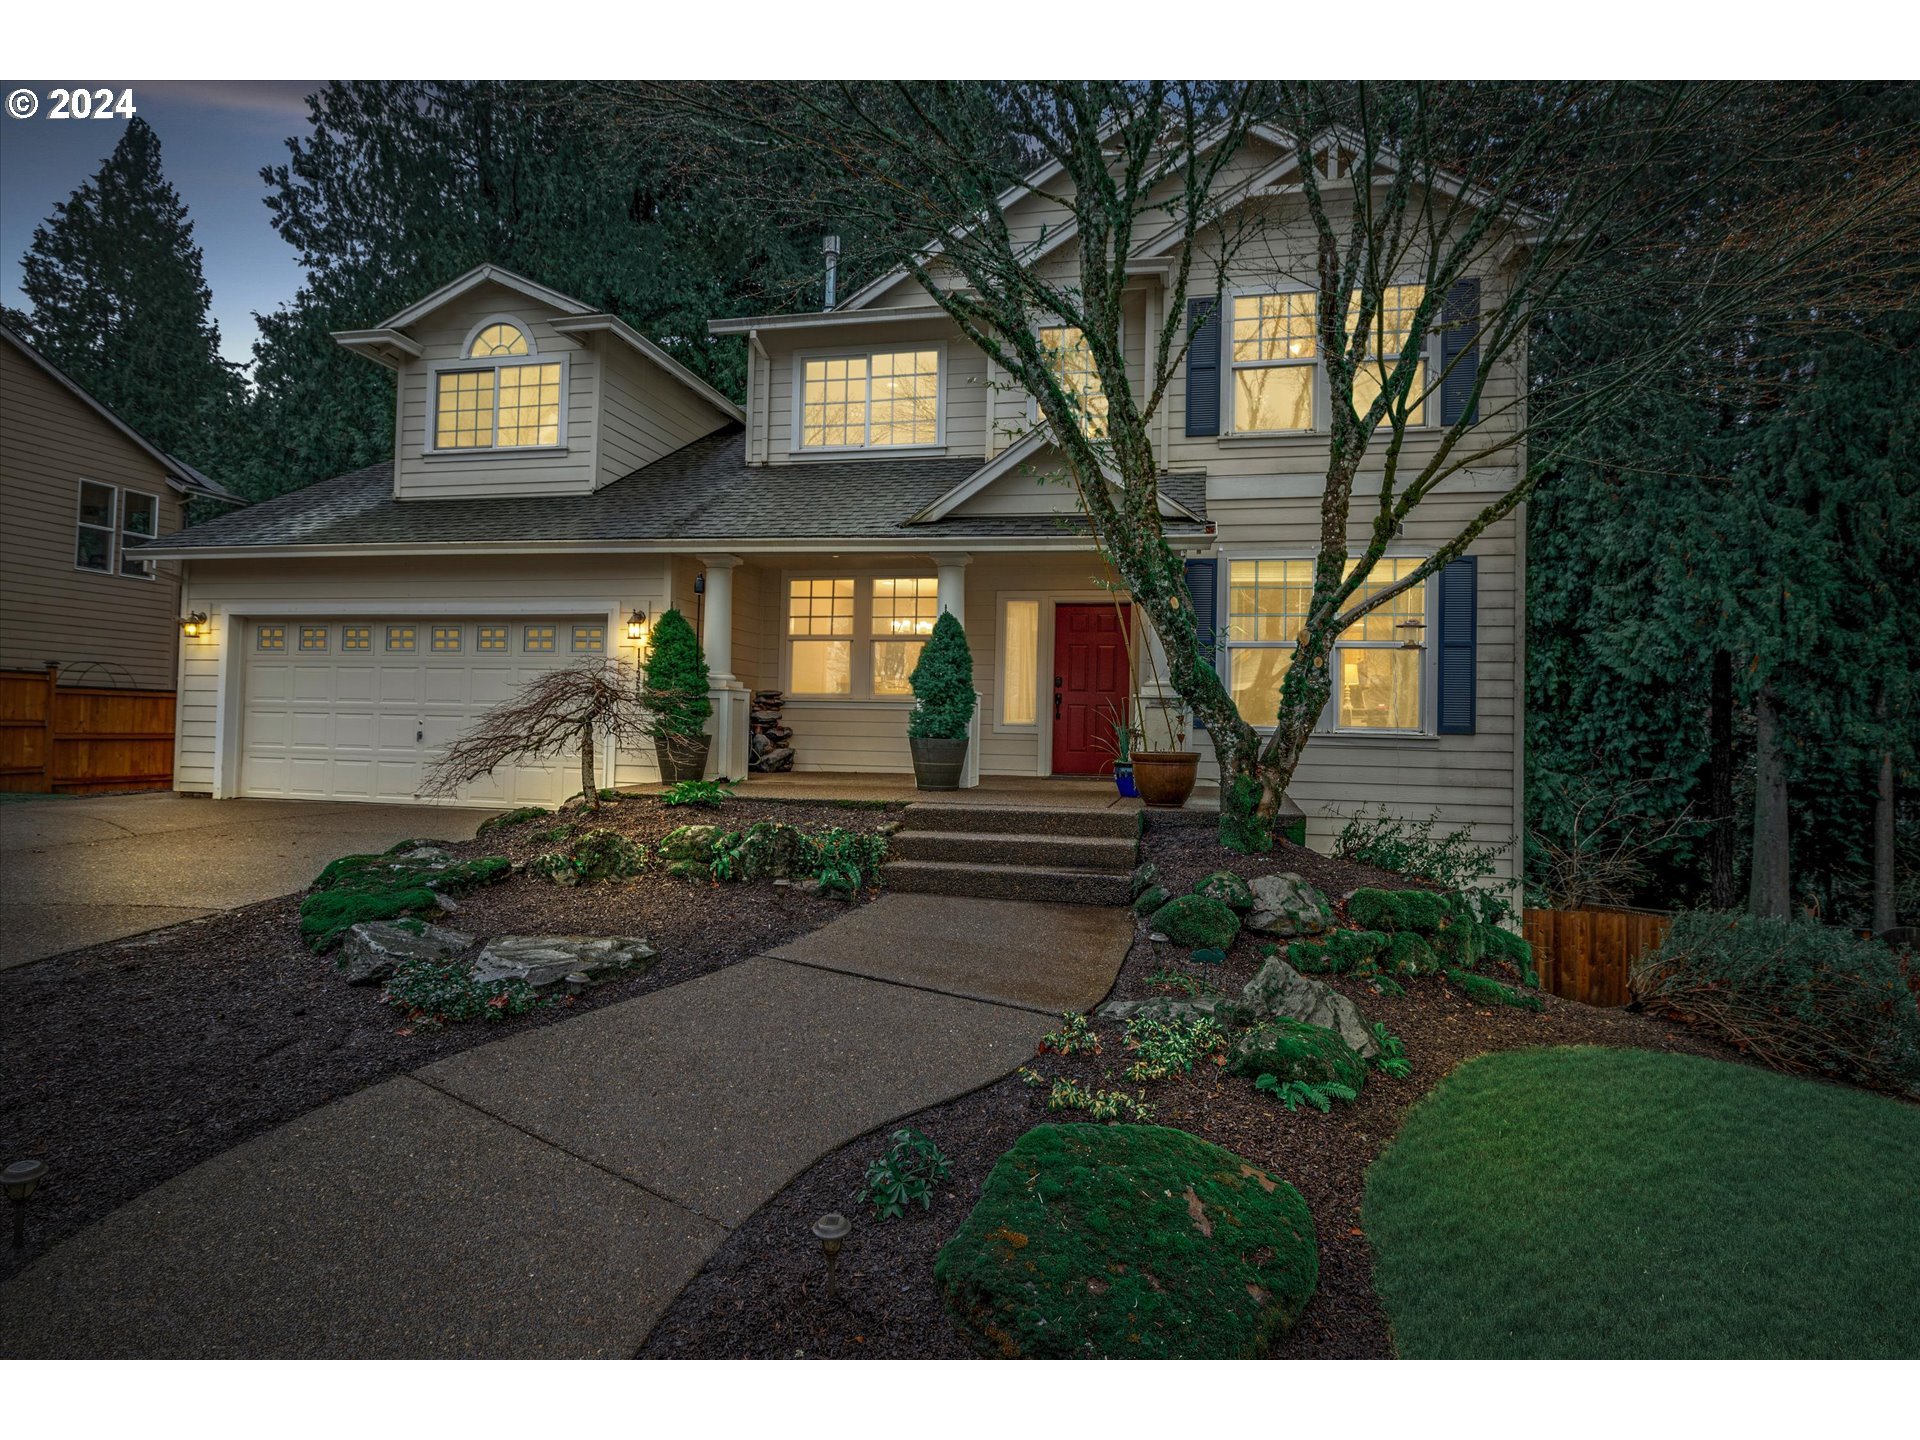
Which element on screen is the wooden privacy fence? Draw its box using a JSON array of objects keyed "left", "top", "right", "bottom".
[
  {"left": 0, "top": 666, "right": 176, "bottom": 795},
  {"left": 1523, "top": 905, "right": 1675, "bottom": 1007}
]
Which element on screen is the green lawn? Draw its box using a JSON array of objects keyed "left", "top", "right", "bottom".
[{"left": 1363, "top": 1045, "right": 1920, "bottom": 1358}]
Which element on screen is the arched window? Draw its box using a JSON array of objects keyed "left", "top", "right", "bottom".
[{"left": 433, "top": 317, "right": 564, "bottom": 450}]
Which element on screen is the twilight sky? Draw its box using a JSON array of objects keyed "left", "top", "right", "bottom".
[{"left": 0, "top": 80, "right": 322, "bottom": 366}]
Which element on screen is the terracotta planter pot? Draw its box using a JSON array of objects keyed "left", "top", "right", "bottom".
[
  {"left": 909, "top": 736, "right": 968, "bottom": 791},
  {"left": 1131, "top": 750, "right": 1199, "bottom": 809},
  {"left": 655, "top": 733, "right": 712, "bottom": 784}
]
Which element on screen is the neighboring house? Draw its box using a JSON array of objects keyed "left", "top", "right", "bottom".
[
  {"left": 141, "top": 130, "right": 1524, "bottom": 877},
  {"left": 1, "top": 324, "right": 234, "bottom": 688}
]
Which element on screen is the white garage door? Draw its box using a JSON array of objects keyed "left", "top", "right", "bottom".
[{"left": 239, "top": 617, "right": 610, "bottom": 806}]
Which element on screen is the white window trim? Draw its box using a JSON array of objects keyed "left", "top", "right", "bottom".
[
  {"left": 425, "top": 313, "right": 571, "bottom": 456},
  {"left": 993, "top": 589, "right": 1140, "bottom": 775},
  {"left": 1216, "top": 549, "right": 1438, "bottom": 738},
  {"left": 1223, "top": 284, "right": 1440, "bottom": 438},
  {"left": 118, "top": 487, "right": 160, "bottom": 580},
  {"left": 74, "top": 479, "right": 152, "bottom": 581},
  {"left": 1027, "top": 318, "right": 1118, "bottom": 441},
  {"left": 790, "top": 342, "right": 947, "bottom": 454},
  {"left": 994, "top": 593, "right": 1044, "bottom": 733},
  {"left": 780, "top": 568, "right": 937, "bottom": 702}
]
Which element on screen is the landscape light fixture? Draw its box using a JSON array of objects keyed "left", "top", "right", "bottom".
[
  {"left": 180, "top": 611, "right": 208, "bottom": 638},
  {"left": 4, "top": 1158, "right": 47, "bottom": 1251},
  {"left": 811, "top": 1211, "right": 851, "bottom": 1303},
  {"left": 625, "top": 607, "right": 649, "bottom": 642}
]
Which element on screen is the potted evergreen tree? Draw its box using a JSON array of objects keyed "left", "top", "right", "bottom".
[
  {"left": 641, "top": 607, "right": 713, "bottom": 783},
  {"left": 906, "top": 611, "right": 975, "bottom": 790}
]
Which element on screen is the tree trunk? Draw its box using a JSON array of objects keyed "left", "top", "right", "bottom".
[
  {"left": 1873, "top": 689, "right": 1895, "bottom": 934},
  {"left": 1708, "top": 649, "right": 1736, "bottom": 909},
  {"left": 1748, "top": 682, "right": 1790, "bottom": 919},
  {"left": 579, "top": 720, "right": 597, "bottom": 812}
]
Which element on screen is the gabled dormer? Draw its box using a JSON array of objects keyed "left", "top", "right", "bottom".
[{"left": 334, "top": 264, "right": 742, "bottom": 502}]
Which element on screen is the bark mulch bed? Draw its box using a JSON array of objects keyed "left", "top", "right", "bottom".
[
  {"left": 641, "top": 824, "right": 1739, "bottom": 1360},
  {"left": 0, "top": 795, "right": 901, "bottom": 1283}
]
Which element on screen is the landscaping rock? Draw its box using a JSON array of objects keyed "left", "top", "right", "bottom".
[
  {"left": 335, "top": 919, "right": 474, "bottom": 986},
  {"left": 1192, "top": 869, "right": 1255, "bottom": 912},
  {"left": 658, "top": 824, "right": 723, "bottom": 864},
  {"left": 1238, "top": 956, "right": 1379, "bottom": 1058},
  {"left": 1129, "top": 861, "right": 1160, "bottom": 899},
  {"left": 935, "top": 1123, "right": 1318, "bottom": 1358},
  {"left": 1147, "top": 893, "right": 1241, "bottom": 949},
  {"left": 469, "top": 934, "right": 657, "bottom": 990},
  {"left": 1131, "top": 884, "right": 1171, "bottom": 916},
  {"left": 1245, "top": 872, "right": 1334, "bottom": 938},
  {"left": 1229, "top": 1017, "right": 1368, "bottom": 1091}
]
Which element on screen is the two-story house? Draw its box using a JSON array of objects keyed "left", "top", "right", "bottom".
[{"left": 141, "top": 129, "right": 1523, "bottom": 876}]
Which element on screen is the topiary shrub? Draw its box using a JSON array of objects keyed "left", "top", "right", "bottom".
[
  {"left": 1632, "top": 912, "right": 1920, "bottom": 1096},
  {"left": 906, "top": 610, "right": 975, "bottom": 740},
  {"left": 476, "top": 806, "right": 549, "bottom": 835},
  {"left": 641, "top": 607, "right": 712, "bottom": 739},
  {"left": 1193, "top": 870, "right": 1255, "bottom": 912},
  {"left": 1149, "top": 893, "right": 1241, "bottom": 949},
  {"left": 298, "top": 853, "right": 509, "bottom": 951},
  {"left": 1230, "top": 1017, "right": 1368, "bottom": 1092},
  {"left": 935, "top": 1123, "right": 1317, "bottom": 1358}
]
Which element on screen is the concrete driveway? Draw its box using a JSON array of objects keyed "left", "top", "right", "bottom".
[{"left": 0, "top": 793, "right": 502, "bottom": 970}]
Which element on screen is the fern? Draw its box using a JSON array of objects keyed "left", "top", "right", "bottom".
[
  {"left": 1253, "top": 1073, "right": 1359, "bottom": 1112},
  {"left": 1368, "top": 1021, "right": 1413, "bottom": 1079}
]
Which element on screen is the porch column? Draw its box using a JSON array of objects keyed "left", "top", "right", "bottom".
[
  {"left": 927, "top": 552, "right": 978, "bottom": 789},
  {"left": 696, "top": 555, "right": 749, "bottom": 781}
]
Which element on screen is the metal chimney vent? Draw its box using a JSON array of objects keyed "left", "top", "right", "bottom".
[{"left": 822, "top": 234, "right": 842, "bottom": 310}]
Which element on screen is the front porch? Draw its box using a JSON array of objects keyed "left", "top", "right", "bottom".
[{"left": 633, "top": 769, "right": 1220, "bottom": 811}]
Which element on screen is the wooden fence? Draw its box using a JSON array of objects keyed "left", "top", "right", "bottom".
[
  {"left": 0, "top": 666, "right": 176, "bottom": 795},
  {"left": 1522, "top": 905, "right": 1675, "bottom": 1008}
]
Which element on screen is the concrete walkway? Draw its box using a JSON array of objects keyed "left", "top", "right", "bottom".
[
  {"left": 0, "top": 895, "right": 1131, "bottom": 1358},
  {"left": 0, "top": 793, "right": 501, "bottom": 969}
]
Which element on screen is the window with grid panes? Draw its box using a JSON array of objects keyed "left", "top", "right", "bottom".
[
  {"left": 800, "top": 349, "right": 938, "bottom": 449},
  {"left": 1231, "top": 292, "right": 1317, "bottom": 433},
  {"left": 1037, "top": 326, "right": 1109, "bottom": 438},
  {"left": 787, "top": 578, "right": 855, "bottom": 694},
  {"left": 299, "top": 625, "right": 329, "bottom": 652},
  {"left": 342, "top": 626, "right": 371, "bottom": 651},
  {"left": 871, "top": 577, "right": 938, "bottom": 696},
  {"left": 476, "top": 626, "right": 508, "bottom": 652},
  {"left": 433, "top": 321, "right": 563, "bottom": 450}
]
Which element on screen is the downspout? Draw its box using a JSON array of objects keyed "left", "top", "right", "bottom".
[{"left": 747, "top": 327, "right": 771, "bottom": 467}]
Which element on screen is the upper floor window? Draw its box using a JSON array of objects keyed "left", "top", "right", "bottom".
[
  {"left": 1347, "top": 285, "right": 1427, "bottom": 425},
  {"left": 75, "top": 480, "right": 158, "bottom": 580},
  {"left": 432, "top": 319, "right": 564, "bottom": 451},
  {"left": 1038, "top": 325, "right": 1109, "bottom": 439},
  {"left": 799, "top": 348, "right": 940, "bottom": 450},
  {"left": 1227, "top": 285, "right": 1430, "bottom": 434}
]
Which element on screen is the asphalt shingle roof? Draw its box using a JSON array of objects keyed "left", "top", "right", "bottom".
[{"left": 140, "top": 426, "right": 1211, "bottom": 553}]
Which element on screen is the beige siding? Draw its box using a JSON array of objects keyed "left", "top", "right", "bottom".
[
  {"left": 0, "top": 337, "right": 188, "bottom": 690},
  {"left": 595, "top": 338, "right": 733, "bottom": 487}
]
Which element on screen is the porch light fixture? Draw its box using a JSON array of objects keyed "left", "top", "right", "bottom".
[
  {"left": 811, "top": 1211, "right": 851, "bottom": 1302},
  {"left": 1396, "top": 619, "right": 1427, "bottom": 650},
  {"left": 625, "top": 608, "right": 649, "bottom": 642},
  {"left": 180, "top": 611, "right": 208, "bottom": 639},
  {"left": 4, "top": 1158, "right": 47, "bottom": 1251}
]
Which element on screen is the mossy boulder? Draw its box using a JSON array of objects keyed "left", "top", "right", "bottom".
[
  {"left": 721, "top": 820, "right": 813, "bottom": 881},
  {"left": 1132, "top": 884, "right": 1171, "bottom": 916},
  {"left": 1192, "top": 869, "right": 1255, "bottom": 913},
  {"left": 1229, "top": 1018, "right": 1368, "bottom": 1092},
  {"left": 1347, "top": 888, "right": 1450, "bottom": 935},
  {"left": 476, "top": 806, "right": 550, "bottom": 836},
  {"left": 527, "top": 828, "right": 647, "bottom": 886},
  {"left": 1148, "top": 893, "right": 1241, "bottom": 949},
  {"left": 934, "top": 1123, "right": 1318, "bottom": 1358},
  {"left": 658, "top": 823, "right": 724, "bottom": 878},
  {"left": 299, "top": 851, "right": 509, "bottom": 952}
]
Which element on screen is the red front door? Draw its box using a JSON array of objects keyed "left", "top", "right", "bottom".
[{"left": 1052, "top": 603, "right": 1131, "bottom": 775}]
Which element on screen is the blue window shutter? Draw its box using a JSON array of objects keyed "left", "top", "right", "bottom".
[
  {"left": 1440, "top": 278, "right": 1480, "bottom": 426},
  {"left": 1183, "top": 557, "right": 1219, "bottom": 730},
  {"left": 1185, "top": 297, "right": 1222, "bottom": 436},
  {"left": 1435, "top": 555, "right": 1477, "bottom": 735}
]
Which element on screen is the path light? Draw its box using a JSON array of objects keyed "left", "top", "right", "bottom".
[
  {"left": 4, "top": 1159, "right": 47, "bottom": 1251},
  {"left": 811, "top": 1211, "right": 851, "bottom": 1303},
  {"left": 180, "top": 611, "right": 208, "bottom": 638},
  {"left": 625, "top": 608, "right": 649, "bottom": 642}
]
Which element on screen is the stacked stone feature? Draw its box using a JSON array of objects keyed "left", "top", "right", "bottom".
[{"left": 749, "top": 689, "right": 795, "bottom": 772}]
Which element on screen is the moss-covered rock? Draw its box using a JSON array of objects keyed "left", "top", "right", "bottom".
[
  {"left": 658, "top": 824, "right": 723, "bottom": 865},
  {"left": 299, "top": 852, "right": 509, "bottom": 952},
  {"left": 1132, "top": 883, "right": 1171, "bottom": 916},
  {"left": 1148, "top": 893, "right": 1241, "bottom": 949},
  {"left": 1229, "top": 1018, "right": 1368, "bottom": 1091},
  {"left": 1287, "top": 928, "right": 1389, "bottom": 974},
  {"left": 1347, "top": 888, "right": 1451, "bottom": 935},
  {"left": 934, "top": 1123, "right": 1317, "bottom": 1358},
  {"left": 1192, "top": 869, "right": 1255, "bottom": 912},
  {"left": 476, "top": 805, "right": 550, "bottom": 836}
]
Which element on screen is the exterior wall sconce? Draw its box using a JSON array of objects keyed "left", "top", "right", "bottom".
[
  {"left": 180, "top": 611, "right": 209, "bottom": 638},
  {"left": 626, "top": 608, "right": 649, "bottom": 642}
]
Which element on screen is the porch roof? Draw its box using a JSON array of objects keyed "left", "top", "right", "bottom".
[{"left": 140, "top": 426, "right": 1212, "bottom": 557}]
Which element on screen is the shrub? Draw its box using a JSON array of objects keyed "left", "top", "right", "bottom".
[
  {"left": 381, "top": 956, "right": 552, "bottom": 1027},
  {"left": 1148, "top": 893, "right": 1241, "bottom": 949},
  {"left": 641, "top": 607, "right": 712, "bottom": 738},
  {"left": 476, "top": 806, "right": 549, "bottom": 835},
  {"left": 810, "top": 826, "right": 888, "bottom": 895},
  {"left": 861, "top": 1127, "right": 954, "bottom": 1220},
  {"left": 1335, "top": 807, "right": 1513, "bottom": 925},
  {"left": 906, "top": 611, "right": 975, "bottom": 741},
  {"left": 675, "top": 821, "right": 888, "bottom": 893},
  {"left": 1121, "top": 1014, "right": 1229, "bottom": 1081},
  {"left": 1193, "top": 870, "right": 1255, "bottom": 912},
  {"left": 934, "top": 1123, "right": 1318, "bottom": 1358},
  {"left": 1230, "top": 1018, "right": 1368, "bottom": 1093},
  {"left": 1038, "top": 1012, "right": 1102, "bottom": 1056},
  {"left": 298, "top": 853, "right": 509, "bottom": 951},
  {"left": 1632, "top": 912, "right": 1920, "bottom": 1096},
  {"left": 1446, "top": 968, "right": 1544, "bottom": 1011},
  {"left": 661, "top": 779, "right": 733, "bottom": 807},
  {"left": 1347, "top": 887, "right": 1450, "bottom": 935}
]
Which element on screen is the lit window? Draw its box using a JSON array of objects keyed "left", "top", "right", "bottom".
[
  {"left": 800, "top": 349, "right": 939, "bottom": 449},
  {"left": 476, "top": 626, "right": 508, "bottom": 652},
  {"left": 871, "top": 578, "right": 938, "bottom": 696},
  {"left": 256, "top": 625, "right": 286, "bottom": 652},
  {"left": 120, "top": 491, "right": 158, "bottom": 578},
  {"left": 787, "top": 578, "right": 854, "bottom": 695},
  {"left": 431, "top": 625, "right": 462, "bottom": 652},
  {"left": 1231, "top": 292, "right": 1317, "bottom": 433},
  {"left": 342, "top": 626, "right": 371, "bottom": 651},
  {"left": 1038, "top": 326, "right": 1108, "bottom": 438},
  {"left": 1346, "top": 285, "right": 1427, "bottom": 426},
  {"left": 1001, "top": 599, "right": 1040, "bottom": 725},
  {"left": 524, "top": 624, "right": 556, "bottom": 653},
  {"left": 433, "top": 319, "right": 562, "bottom": 450},
  {"left": 299, "top": 626, "right": 329, "bottom": 652},
  {"left": 386, "top": 625, "right": 417, "bottom": 652},
  {"left": 1223, "top": 557, "right": 1428, "bottom": 732},
  {"left": 75, "top": 480, "right": 116, "bottom": 573},
  {"left": 571, "top": 624, "right": 605, "bottom": 653}
]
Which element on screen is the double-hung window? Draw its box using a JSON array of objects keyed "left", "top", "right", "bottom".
[
  {"left": 1230, "top": 291, "right": 1317, "bottom": 432},
  {"left": 432, "top": 320, "right": 564, "bottom": 451},
  {"left": 1037, "top": 325, "right": 1109, "bottom": 438},
  {"left": 1346, "top": 284, "right": 1427, "bottom": 425},
  {"left": 870, "top": 578, "right": 939, "bottom": 695},
  {"left": 787, "top": 577, "right": 940, "bottom": 698},
  {"left": 75, "top": 480, "right": 158, "bottom": 578},
  {"left": 799, "top": 349, "right": 940, "bottom": 450},
  {"left": 1224, "top": 556, "right": 1429, "bottom": 733}
]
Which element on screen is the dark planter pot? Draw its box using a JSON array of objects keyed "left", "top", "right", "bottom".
[
  {"left": 909, "top": 735, "right": 968, "bottom": 791},
  {"left": 1132, "top": 750, "right": 1199, "bottom": 809},
  {"left": 1113, "top": 762, "right": 1139, "bottom": 799},
  {"left": 655, "top": 733, "right": 712, "bottom": 784}
]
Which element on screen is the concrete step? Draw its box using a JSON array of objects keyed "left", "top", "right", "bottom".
[
  {"left": 887, "top": 829, "right": 1138, "bottom": 872},
  {"left": 881, "top": 858, "right": 1132, "bottom": 907},
  {"left": 901, "top": 802, "right": 1139, "bottom": 841}
]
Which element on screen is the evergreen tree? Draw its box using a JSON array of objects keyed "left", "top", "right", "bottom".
[
  {"left": 907, "top": 613, "right": 976, "bottom": 741},
  {"left": 17, "top": 117, "right": 242, "bottom": 474}
]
